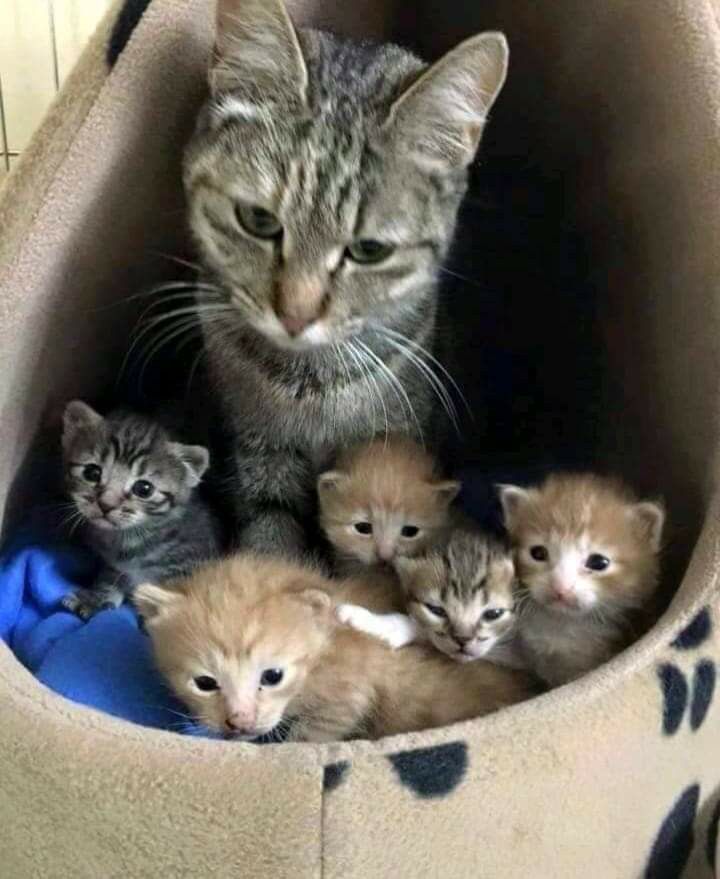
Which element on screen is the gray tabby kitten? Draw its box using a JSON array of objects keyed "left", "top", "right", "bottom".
[
  {"left": 184, "top": 0, "right": 508, "bottom": 557},
  {"left": 60, "top": 401, "right": 223, "bottom": 619}
]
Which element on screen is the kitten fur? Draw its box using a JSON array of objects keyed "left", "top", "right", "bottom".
[
  {"left": 61, "top": 401, "right": 223, "bottom": 618},
  {"left": 499, "top": 473, "right": 665, "bottom": 686},
  {"left": 183, "top": 0, "right": 508, "bottom": 556},
  {"left": 136, "top": 555, "right": 534, "bottom": 742},
  {"left": 318, "top": 435, "right": 459, "bottom": 572}
]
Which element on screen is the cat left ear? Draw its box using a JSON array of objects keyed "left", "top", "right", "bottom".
[
  {"left": 167, "top": 443, "right": 210, "bottom": 487},
  {"left": 497, "top": 484, "right": 531, "bottom": 527},
  {"left": 317, "top": 471, "right": 346, "bottom": 497},
  {"left": 630, "top": 501, "right": 666, "bottom": 552},
  {"left": 133, "top": 582, "right": 182, "bottom": 625},
  {"left": 62, "top": 400, "right": 103, "bottom": 447},
  {"left": 384, "top": 31, "right": 509, "bottom": 170},
  {"left": 433, "top": 480, "right": 461, "bottom": 506}
]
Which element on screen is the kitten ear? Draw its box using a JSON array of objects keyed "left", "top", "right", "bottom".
[
  {"left": 62, "top": 400, "right": 103, "bottom": 447},
  {"left": 497, "top": 484, "right": 531, "bottom": 526},
  {"left": 384, "top": 32, "right": 508, "bottom": 170},
  {"left": 296, "top": 589, "right": 332, "bottom": 615},
  {"left": 211, "top": 0, "right": 308, "bottom": 107},
  {"left": 133, "top": 582, "right": 182, "bottom": 625},
  {"left": 167, "top": 443, "right": 210, "bottom": 487},
  {"left": 630, "top": 501, "right": 666, "bottom": 552},
  {"left": 433, "top": 480, "right": 461, "bottom": 506},
  {"left": 317, "top": 471, "right": 346, "bottom": 497}
]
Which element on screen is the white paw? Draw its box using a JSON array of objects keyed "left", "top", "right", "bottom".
[{"left": 336, "top": 604, "right": 373, "bottom": 629}]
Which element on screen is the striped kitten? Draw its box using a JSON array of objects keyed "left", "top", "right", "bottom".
[
  {"left": 60, "top": 401, "right": 223, "bottom": 619},
  {"left": 183, "top": 0, "right": 509, "bottom": 557},
  {"left": 338, "top": 529, "right": 524, "bottom": 666}
]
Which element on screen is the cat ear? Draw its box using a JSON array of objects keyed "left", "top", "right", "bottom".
[
  {"left": 62, "top": 400, "right": 103, "bottom": 447},
  {"left": 630, "top": 501, "right": 666, "bottom": 552},
  {"left": 317, "top": 471, "right": 347, "bottom": 497},
  {"left": 133, "top": 582, "right": 182, "bottom": 625},
  {"left": 497, "top": 484, "right": 531, "bottom": 526},
  {"left": 295, "top": 589, "right": 332, "bottom": 619},
  {"left": 433, "top": 480, "right": 461, "bottom": 505},
  {"left": 211, "top": 0, "right": 308, "bottom": 107},
  {"left": 167, "top": 443, "right": 210, "bottom": 487},
  {"left": 384, "top": 32, "right": 508, "bottom": 170}
]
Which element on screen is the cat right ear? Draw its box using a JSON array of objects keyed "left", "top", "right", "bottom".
[
  {"left": 133, "top": 582, "right": 182, "bottom": 626},
  {"left": 62, "top": 400, "right": 103, "bottom": 447},
  {"left": 434, "top": 480, "right": 461, "bottom": 506},
  {"left": 317, "top": 471, "right": 347, "bottom": 497},
  {"left": 211, "top": 0, "right": 308, "bottom": 107},
  {"left": 497, "top": 484, "right": 531, "bottom": 526},
  {"left": 167, "top": 443, "right": 210, "bottom": 488}
]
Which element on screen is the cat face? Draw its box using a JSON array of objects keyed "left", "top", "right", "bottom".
[
  {"left": 135, "top": 561, "right": 333, "bottom": 740},
  {"left": 499, "top": 475, "right": 665, "bottom": 617},
  {"left": 184, "top": 0, "right": 508, "bottom": 351},
  {"left": 62, "top": 401, "right": 209, "bottom": 532},
  {"left": 395, "top": 531, "right": 517, "bottom": 661},
  {"left": 318, "top": 438, "right": 458, "bottom": 566}
]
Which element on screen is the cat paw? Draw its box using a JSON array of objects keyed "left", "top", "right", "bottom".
[
  {"left": 336, "top": 603, "right": 372, "bottom": 629},
  {"left": 61, "top": 587, "right": 124, "bottom": 620},
  {"left": 336, "top": 605, "right": 417, "bottom": 649}
]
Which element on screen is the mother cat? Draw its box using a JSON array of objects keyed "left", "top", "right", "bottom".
[{"left": 183, "top": 0, "right": 508, "bottom": 556}]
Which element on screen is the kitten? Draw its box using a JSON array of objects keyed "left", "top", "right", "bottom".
[
  {"left": 60, "top": 401, "right": 223, "bottom": 619},
  {"left": 317, "top": 435, "right": 459, "bottom": 572},
  {"left": 183, "top": 0, "right": 508, "bottom": 557},
  {"left": 135, "top": 555, "right": 535, "bottom": 742},
  {"left": 337, "top": 529, "right": 524, "bottom": 665},
  {"left": 499, "top": 473, "right": 665, "bottom": 686}
]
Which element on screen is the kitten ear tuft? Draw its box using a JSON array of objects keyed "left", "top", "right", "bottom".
[
  {"left": 62, "top": 400, "right": 103, "bottom": 447},
  {"left": 497, "top": 484, "right": 531, "bottom": 525},
  {"left": 298, "top": 589, "right": 332, "bottom": 615},
  {"left": 211, "top": 0, "right": 308, "bottom": 106},
  {"left": 133, "top": 582, "right": 182, "bottom": 625},
  {"left": 434, "top": 480, "right": 461, "bottom": 505},
  {"left": 630, "top": 500, "right": 666, "bottom": 552},
  {"left": 317, "top": 471, "right": 346, "bottom": 497},
  {"left": 168, "top": 443, "right": 210, "bottom": 487},
  {"left": 385, "top": 31, "right": 509, "bottom": 170}
]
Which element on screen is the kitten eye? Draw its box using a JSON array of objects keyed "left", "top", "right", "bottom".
[
  {"left": 346, "top": 239, "right": 395, "bottom": 264},
  {"left": 260, "top": 668, "right": 284, "bottom": 687},
  {"left": 131, "top": 479, "right": 154, "bottom": 499},
  {"left": 585, "top": 553, "right": 610, "bottom": 572},
  {"left": 424, "top": 603, "right": 448, "bottom": 619},
  {"left": 194, "top": 675, "right": 219, "bottom": 692},
  {"left": 530, "top": 545, "right": 549, "bottom": 562},
  {"left": 82, "top": 464, "right": 102, "bottom": 484},
  {"left": 354, "top": 522, "right": 373, "bottom": 535},
  {"left": 235, "top": 203, "right": 283, "bottom": 240},
  {"left": 482, "top": 608, "right": 505, "bottom": 622},
  {"left": 400, "top": 525, "right": 420, "bottom": 539}
]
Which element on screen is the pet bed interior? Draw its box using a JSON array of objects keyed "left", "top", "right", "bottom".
[{"left": 1, "top": 1, "right": 719, "bottom": 877}]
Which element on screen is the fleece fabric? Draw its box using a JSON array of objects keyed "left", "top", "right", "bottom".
[{"left": 1, "top": 0, "right": 720, "bottom": 877}]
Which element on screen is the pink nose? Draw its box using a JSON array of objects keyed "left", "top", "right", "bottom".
[
  {"left": 377, "top": 544, "right": 395, "bottom": 562},
  {"left": 551, "top": 582, "right": 575, "bottom": 604},
  {"left": 225, "top": 714, "right": 255, "bottom": 735},
  {"left": 278, "top": 314, "right": 311, "bottom": 337}
]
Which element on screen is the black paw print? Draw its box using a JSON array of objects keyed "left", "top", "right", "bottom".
[{"left": 658, "top": 607, "right": 715, "bottom": 735}]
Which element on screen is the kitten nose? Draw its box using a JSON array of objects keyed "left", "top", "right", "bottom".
[
  {"left": 377, "top": 543, "right": 395, "bottom": 562},
  {"left": 225, "top": 714, "right": 255, "bottom": 736},
  {"left": 279, "top": 314, "right": 311, "bottom": 337},
  {"left": 454, "top": 634, "right": 472, "bottom": 646},
  {"left": 97, "top": 497, "right": 114, "bottom": 515}
]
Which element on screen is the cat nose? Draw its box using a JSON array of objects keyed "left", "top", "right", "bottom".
[
  {"left": 377, "top": 543, "right": 395, "bottom": 562},
  {"left": 97, "top": 497, "right": 114, "bottom": 514},
  {"left": 225, "top": 714, "right": 255, "bottom": 735},
  {"left": 279, "top": 314, "right": 311, "bottom": 337},
  {"left": 275, "top": 275, "right": 326, "bottom": 337},
  {"left": 454, "top": 634, "right": 472, "bottom": 646},
  {"left": 550, "top": 581, "right": 575, "bottom": 603}
]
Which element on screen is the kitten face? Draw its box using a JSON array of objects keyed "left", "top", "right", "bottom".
[
  {"left": 136, "top": 559, "right": 333, "bottom": 740},
  {"left": 318, "top": 437, "right": 458, "bottom": 566},
  {"left": 500, "top": 474, "right": 665, "bottom": 618},
  {"left": 184, "top": 0, "right": 508, "bottom": 350},
  {"left": 395, "top": 531, "right": 517, "bottom": 662},
  {"left": 62, "top": 401, "right": 209, "bottom": 532}
]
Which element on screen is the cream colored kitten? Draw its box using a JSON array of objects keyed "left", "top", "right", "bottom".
[
  {"left": 318, "top": 435, "right": 459, "bottom": 572},
  {"left": 135, "top": 554, "right": 534, "bottom": 742},
  {"left": 499, "top": 473, "right": 664, "bottom": 686}
]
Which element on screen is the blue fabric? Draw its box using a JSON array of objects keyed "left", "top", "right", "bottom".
[{"left": 0, "top": 533, "right": 203, "bottom": 735}]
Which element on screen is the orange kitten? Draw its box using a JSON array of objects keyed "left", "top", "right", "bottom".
[
  {"left": 318, "top": 435, "right": 458, "bottom": 573},
  {"left": 499, "top": 473, "right": 664, "bottom": 686},
  {"left": 135, "top": 555, "right": 534, "bottom": 742}
]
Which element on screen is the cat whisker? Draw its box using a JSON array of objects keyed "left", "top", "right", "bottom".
[
  {"left": 437, "top": 265, "right": 487, "bottom": 288},
  {"left": 347, "top": 340, "right": 389, "bottom": 440}
]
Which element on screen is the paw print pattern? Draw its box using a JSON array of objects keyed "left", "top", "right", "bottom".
[
  {"left": 388, "top": 741, "right": 468, "bottom": 799},
  {"left": 323, "top": 761, "right": 350, "bottom": 793},
  {"left": 644, "top": 784, "right": 700, "bottom": 879},
  {"left": 657, "top": 606, "right": 715, "bottom": 736}
]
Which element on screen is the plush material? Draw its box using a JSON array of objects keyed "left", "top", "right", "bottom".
[{"left": 1, "top": 0, "right": 720, "bottom": 876}]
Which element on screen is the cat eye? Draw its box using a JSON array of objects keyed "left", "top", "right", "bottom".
[
  {"left": 82, "top": 464, "right": 102, "bottom": 484},
  {"left": 235, "top": 204, "right": 283, "bottom": 240},
  {"left": 482, "top": 608, "right": 505, "bottom": 622},
  {"left": 424, "top": 603, "right": 448, "bottom": 619},
  {"left": 346, "top": 239, "right": 395, "bottom": 264},
  {"left": 260, "top": 668, "right": 284, "bottom": 687},
  {"left": 401, "top": 525, "right": 420, "bottom": 539},
  {"left": 354, "top": 522, "right": 373, "bottom": 535},
  {"left": 131, "top": 479, "right": 154, "bottom": 499},
  {"left": 194, "top": 675, "right": 219, "bottom": 692},
  {"left": 585, "top": 553, "right": 610, "bottom": 572},
  {"left": 530, "top": 545, "right": 549, "bottom": 562}
]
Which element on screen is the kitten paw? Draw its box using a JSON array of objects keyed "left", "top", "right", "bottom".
[
  {"left": 336, "top": 605, "right": 417, "bottom": 649},
  {"left": 61, "top": 587, "right": 124, "bottom": 620}
]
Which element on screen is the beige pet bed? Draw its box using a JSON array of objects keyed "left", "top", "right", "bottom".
[{"left": 1, "top": 1, "right": 720, "bottom": 876}]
